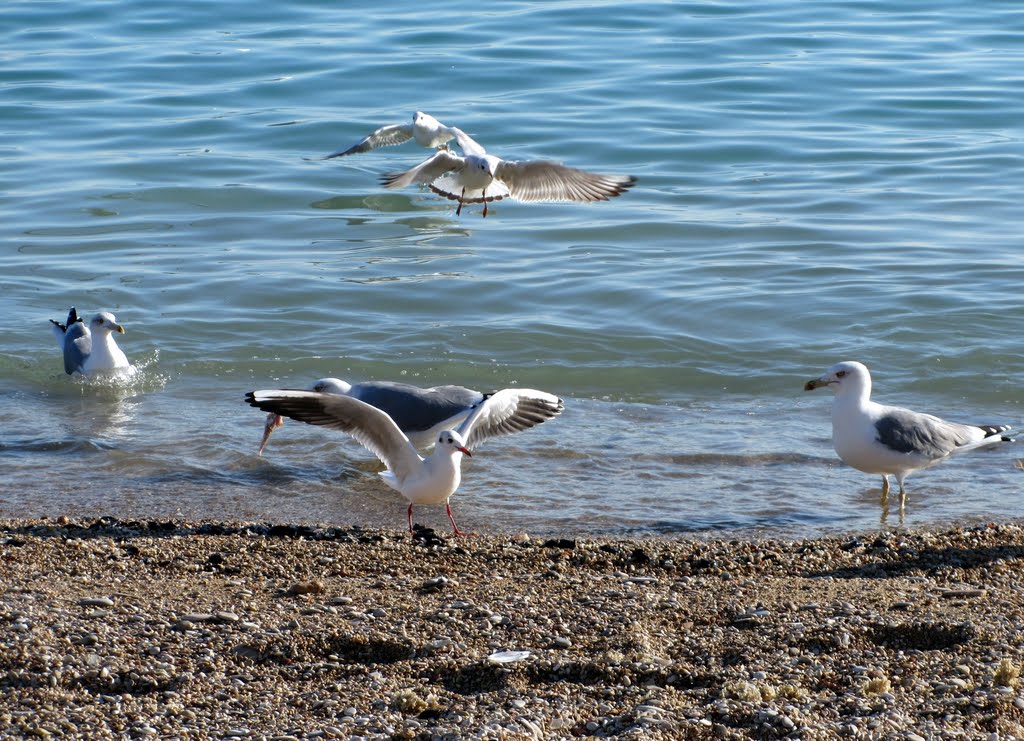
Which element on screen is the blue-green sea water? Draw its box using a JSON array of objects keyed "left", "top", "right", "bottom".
[{"left": 1, "top": 0, "right": 1021, "bottom": 536}]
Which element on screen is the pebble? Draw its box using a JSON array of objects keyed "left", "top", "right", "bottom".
[{"left": 0, "top": 518, "right": 1020, "bottom": 739}]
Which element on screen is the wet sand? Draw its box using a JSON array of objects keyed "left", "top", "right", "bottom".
[{"left": 3, "top": 517, "right": 1024, "bottom": 739}]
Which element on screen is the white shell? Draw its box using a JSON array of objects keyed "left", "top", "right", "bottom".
[{"left": 487, "top": 649, "right": 532, "bottom": 664}]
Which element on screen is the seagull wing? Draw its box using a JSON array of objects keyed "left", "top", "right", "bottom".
[
  {"left": 451, "top": 128, "right": 486, "bottom": 157},
  {"left": 493, "top": 160, "right": 637, "bottom": 203},
  {"left": 61, "top": 322, "right": 91, "bottom": 375},
  {"left": 874, "top": 408, "right": 1005, "bottom": 460},
  {"left": 325, "top": 123, "right": 414, "bottom": 158},
  {"left": 245, "top": 390, "right": 423, "bottom": 479},
  {"left": 350, "top": 382, "right": 483, "bottom": 434},
  {"left": 456, "top": 388, "right": 565, "bottom": 451},
  {"left": 379, "top": 150, "right": 465, "bottom": 190}
]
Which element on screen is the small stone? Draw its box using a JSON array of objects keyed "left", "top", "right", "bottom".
[
  {"left": 286, "top": 581, "right": 325, "bottom": 595},
  {"left": 420, "top": 576, "right": 449, "bottom": 593},
  {"left": 79, "top": 596, "right": 114, "bottom": 607},
  {"left": 181, "top": 613, "right": 216, "bottom": 623}
]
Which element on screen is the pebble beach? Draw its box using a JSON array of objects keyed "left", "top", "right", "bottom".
[{"left": 4, "top": 517, "right": 1024, "bottom": 739}]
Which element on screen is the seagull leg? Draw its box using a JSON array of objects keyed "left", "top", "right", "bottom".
[
  {"left": 482, "top": 188, "right": 488, "bottom": 218},
  {"left": 446, "top": 502, "right": 468, "bottom": 537},
  {"left": 456, "top": 188, "right": 465, "bottom": 217},
  {"left": 880, "top": 476, "right": 890, "bottom": 497},
  {"left": 407, "top": 504, "right": 415, "bottom": 536}
]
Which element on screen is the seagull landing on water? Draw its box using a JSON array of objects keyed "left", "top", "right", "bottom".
[
  {"left": 805, "top": 360, "right": 1013, "bottom": 499},
  {"left": 246, "top": 387, "right": 564, "bottom": 536},
  {"left": 49, "top": 307, "right": 130, "bottom": 376},
  {"left": 325, "top": 111, "right": 461, "bottom": 159},
  {"left": 257, "top": 377, "right": 485, "bottom": 456},
  {"left": 380, "top": 129, "right": 636, "bottom": 217}
]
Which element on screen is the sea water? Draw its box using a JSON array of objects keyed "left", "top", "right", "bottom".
[{"left": 1, "top": 0, "right": 1021, "bottom": 536}]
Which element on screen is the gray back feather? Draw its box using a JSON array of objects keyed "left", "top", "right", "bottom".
[
  {"left": 350, "top": 382, "right": 483, "bottom": 432},
  {"left": 875, "top": 411, "right": 976, "bottom": 459}
]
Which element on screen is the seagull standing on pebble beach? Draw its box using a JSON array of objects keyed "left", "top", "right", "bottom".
[
  {"left": 805, "top": 360, "right": 1013, "bottom": 499},
  {"left": 246, "top": 387, "right": 564, "bottom": 535}
]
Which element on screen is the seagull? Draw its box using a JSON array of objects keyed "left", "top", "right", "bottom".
[
  {"left": 805, "top": 360, "right": 1013, "bottom": 498},
  {"left": 246, "top": 387, "right": 564, "bottom": 535},
  {"left": 325, "top": 111, "right": 462, "bottom": 159},
  {"left": 49, "top": 307, "right": 130, "bottom": 376},
  {"left": 380, "top": 129, "right": 637, "bottom": 217},
  {"left": 257, "top": 377, "right": 484, "bottom": 456}
]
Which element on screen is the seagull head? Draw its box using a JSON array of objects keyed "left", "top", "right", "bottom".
[
  {"left": 804, "top": 360, "right": 871, "bottom": 397},
  {"left": 413, "top": 111, "right": 437, "bottom": 127},
  {"left": 437, "top": 430, "right": 471, "bottom": 457},
  {"left": 90, "top": 312, "right": 125, "bottom": 335},
  {"left": 311, "top": 377, "right": 351, "bottom": 395}
]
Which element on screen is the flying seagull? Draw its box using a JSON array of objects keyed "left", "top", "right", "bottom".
[
  {"left": 805, "top": 360, "right": 1012, "bottom": 498},
  {"left": 380, "top": 130, "right": 636, "bottom": 217},
  {"left": 257, "top": 377, "right": 484, "bottom": 456},
  {"left": 49, "top": 307, "right": 130, "bottom": 376},
  {"left": 246, "top": 387, "right": 564, "bottom": 535},
  {"left": 325, "top": 111, "right": 461, "bottom": 159}
]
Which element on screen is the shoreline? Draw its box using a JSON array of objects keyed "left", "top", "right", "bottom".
[{"left": 3, "top": 517, "right": 1024, "bottom": 738}]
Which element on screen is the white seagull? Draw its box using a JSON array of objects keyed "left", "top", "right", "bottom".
[
  {"left": 325, "top": 111, "right": 461, "bottom": 159},
  {"left": 49, "top": 307, "right": 130, "bottom": 376},
  {"left": 246, "top": 387, "right": 564, "bottom": 535},
  {"left": 257, "top": 377, "right": 484, "bottom": 456},
  {"left": 805, "top": 360, "right": 1013, "bottom": 498},
  {"left": 380, "top": 130, "right": 637, "bottom": 217}
]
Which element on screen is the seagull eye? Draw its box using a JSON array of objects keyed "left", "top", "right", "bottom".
[{"left": 836, "top": 371, "right": 847, "bottom": 378}]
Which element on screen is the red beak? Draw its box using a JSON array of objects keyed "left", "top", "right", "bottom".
[{"left": 458, "top": 447, "right": 472, "bottom": 457}]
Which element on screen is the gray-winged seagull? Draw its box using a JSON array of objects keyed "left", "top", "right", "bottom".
[
  {"left": 257, "top": 377, "right": 484, "bottom": 456},
  {"left": 246, "top": 387, "right": 564, "bottom": 535},
  {"left": 49, "top": 307, "right": 130, "bottom": 376},
  {"left": 380, "top": 129, "right": 636, "bottom": 217},
  {"left": 805, "top": 360, "right": 1012, "bottom": 498},
  {"left": 325, "top": 111, "right": 461, "bottom": 159}
]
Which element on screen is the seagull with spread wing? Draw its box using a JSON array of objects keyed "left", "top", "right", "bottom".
[
  {"left": 380, "top": 129, "right": 636, "bottom": 217},
  {"left": 246, "top": 387, "right": 564, "bottom": 535},
  {"left": 257, "top": 377, "right": 485, "bottom": 456},
  {"left": 325, "top": 111, "right": 461, "bottom": 159}
]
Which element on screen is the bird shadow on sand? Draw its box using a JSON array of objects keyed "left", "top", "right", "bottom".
[{"left": 801, "top": 537, "right": 1024, "bottom": 581}]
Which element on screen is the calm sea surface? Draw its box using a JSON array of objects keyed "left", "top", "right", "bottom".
[{"left": 1, "top": 0, "right": 1021, "bottom": 536}]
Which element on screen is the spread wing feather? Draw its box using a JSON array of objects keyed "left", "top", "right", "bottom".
[
  {"left": 456, "top": 389, "right": 565, "bottom": 450},
  {"left": 494, "top": 160, "right": 636, "bottom": 203},
  {"left": 246, "top": 390, "right": 422, "bottom": 479},
  {"left": 380, "top": 150, "right": 465, "bottom": 190},
  {"left": 325, "top": 123, "right": 413, "bottom": 158}
]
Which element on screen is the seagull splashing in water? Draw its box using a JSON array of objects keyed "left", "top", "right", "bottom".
[{"left": 50, "top": 307, "right": 131, "bottom": 377}]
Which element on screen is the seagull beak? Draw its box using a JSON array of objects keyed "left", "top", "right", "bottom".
[
  {"left": 804, "top": 377, "right": 828, "bottom": 391},
  {"left": 115, "top": 324, "right": 125, "bottom": 334},
  {"left": 258, "top": 414, "right": 284, "bottom": 456},
  {"left": 458, "top": 446, "right": 472, "bottom": 457}
]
